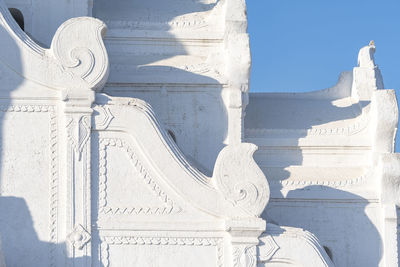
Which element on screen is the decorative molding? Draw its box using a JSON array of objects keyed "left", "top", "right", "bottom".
[
  {"left": 258, "top": 235, "right": 279, "bottom": 262},
  {"left": 98, "top": 138, "right": 181, "bottom": 215},
  {"left": 133, "top": 63, "right": 222, "bottom": 78},
  {"left": 261, "top": 224, "right": 334, "bottom": 267},
  {"left": 0, "top": 104, "right": 54, "bottom": 113},
  {"left": 100, "top": 236, "right": 223, "bottom": 267},
  {"left": 94, "top": 97, "right": 269, "bottom": 218},
  {"left": 0, "top": 4, "right": 109, "bottom": 92},
  {"left": 102, "top": 236, "right": 220, "bottom": 246},
  {"left": 0, "top": 1, "right": 44, "bottom": 56},
  {"left": 66, "top": 115, "right": 91, "bottom": 156},
  {"left": 216, "top": 239, "right": 224, "bottom": 267},
  {"left": 233, "top": 245, "right": 257, "bottom": 267},
  {"left": 48, "top": 108, "right": 58, "bottom": 266},
  {"left": 63, "top": 108, "right": 93, "bottom": 259},
  {"left": 0, "top": 104, "right": 58, "bottom": 265},
  {"left": 93, "top": 105, "right": 114, "bottom": 130},
  {"left": 213, "top": 143, "right": 270, "bottom": 217},
  {"left": 97, "top": 97, "right": 212, "bottom": 188},
  {"left": 104, "top": 17, "right": 209, "bottom": 30},
  {"left": 67, "top": 224, "right": 91, "bottom": 250},
  {"left": 100, "top": 241, "right": 110, "bottom": 267},
  {"left": 178, "top": 63, "right": 221, "bottom": 77},
  {"left": 271, "top": 174, "right": 366, "bottom": 188},
  {"left": 245, "top": 111, "right": 369, "bottom": 137},
  {"left": 51, "top": 17, "right": 109, "bottom": 91}
]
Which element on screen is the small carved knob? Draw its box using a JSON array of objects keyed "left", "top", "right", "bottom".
[{"left": 67, "top": 224, "right": 91, "bottom": 250}]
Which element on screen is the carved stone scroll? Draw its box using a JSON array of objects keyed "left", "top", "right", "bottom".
[{"left": 213, "top": 143, "right": 270, "bottom": 217}]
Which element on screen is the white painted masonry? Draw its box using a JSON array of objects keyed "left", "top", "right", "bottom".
[{"left": 0, "top": 1, "right": 398, "bottom": 266}]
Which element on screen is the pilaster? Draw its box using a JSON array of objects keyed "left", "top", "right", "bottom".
[
  {"left": 62, "top": 89, "right": 95, "bottom": 266},
  {"left": 222, "top": 0, "right": 251, "bottom": 145},
  {"left": 226, "top": 219, "right": 266, "bottom": 267}
]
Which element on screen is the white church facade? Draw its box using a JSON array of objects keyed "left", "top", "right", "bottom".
[{"left": 0, "top": 0, "right": 398, "bottom": 266}]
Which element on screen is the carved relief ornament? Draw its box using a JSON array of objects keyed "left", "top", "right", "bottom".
[{"left": 0, "top": 1, "right": 109, "bottom": 92}]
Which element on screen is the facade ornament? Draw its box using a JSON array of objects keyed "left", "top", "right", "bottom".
[
  {"left": 66, "top": 115, "right": 91, "bottom": 157},
  {"left": 51, "top": 17, "right": 109, "bottom": 91},
  {"left": 213, "top": 143, "right": 270, "bottom": 217},
  {"left": 358, "top": 40, "right": 376, "bottom": 68},
  {"left": 93, "top": 105, "right": 114, "bottom": 130},
  {"left": 0, "top": 0, "right": 398, "bottom": 266},
  {"left": 233, "top": 245, "right": 257, "bottom": 267},
  {"left": 352, "top": 41, "right": 384, "bottom": 100},
  {"left": 67, "top": 224, "right": 91, "bottom": 250},
  {"left": 0, "top": 2, "right": 109, "bottom": 92},
  {"left": 258, "top": 224, "right": 335, "bottom": 266},
  {"left": 258, "top": 235, "right": 279, "bottom": 262}
]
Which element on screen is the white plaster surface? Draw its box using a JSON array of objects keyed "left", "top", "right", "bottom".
[
  {"left": 0, "top": 1, "right": 398, "bottom": 267},
  {"left": 245, "top": 41, "right": 399, "bottom": 266}
]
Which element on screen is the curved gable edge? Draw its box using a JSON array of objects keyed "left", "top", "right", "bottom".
[
  {"left": 259, "top": 223, "right": 335, "bottom": 267},
  {"left": 93, "top": 94, "right": 271, "bottom": 219},
  {"left": 0, "top": 0, "right": 109, "bottom": 94}
]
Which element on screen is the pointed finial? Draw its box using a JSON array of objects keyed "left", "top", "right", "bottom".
[{"left": 358, "top": 41, "right": 376, "bottom": 68}]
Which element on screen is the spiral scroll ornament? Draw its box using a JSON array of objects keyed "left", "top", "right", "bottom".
[
  {"left": 213, "top": 143, "right": 270, "bottom": 217},
  {"left": 51, "top": 17, "right": 109, "bottom": 91}
]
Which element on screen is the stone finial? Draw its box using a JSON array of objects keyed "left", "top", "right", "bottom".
[{"left": 357, "top": 40, "right": 376, "bottom": 68}]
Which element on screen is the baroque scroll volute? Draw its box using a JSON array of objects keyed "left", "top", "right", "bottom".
[
  {"left": 213, "top": 143, "right": 270, "bottom": 217},
  {"left": 51, "top": 17, "right": 109, "bottom": 92},
  {"left": 0, "top": 1, "right": 109, "bottom": 93}
]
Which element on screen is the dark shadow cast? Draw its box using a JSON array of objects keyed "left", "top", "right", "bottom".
[
  {"left": 0, "top": 4, "right": 89, "bottom": 266},
  {"left": 0, "top": 197, "right": 90, "bottom": 266},
  {"left": 92, "top": 0, "right": 227, "bottom": 175},
  {"left": 265, "top": 186, "right": 381, "bottom": 266},
  {"left": 90, "top": 1, "right": 228, "bottom": 266},
  {"left": 245, "top": 73, "right": 383, "bottom": 266},
  {"left": 1, "top": 1, "right": 228, "bottom": 265},
  {"left": 246, "top": 85, "right": 372, "bottom": 184}
]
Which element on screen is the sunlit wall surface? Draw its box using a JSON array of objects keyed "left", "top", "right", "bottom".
[{"left": 247, "top": 0, "right": 400, "bottom": 151}]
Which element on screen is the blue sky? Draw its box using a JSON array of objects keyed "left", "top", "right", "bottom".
[{"left": 247, "top": 0, "right": 400, "bottom": 151}]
